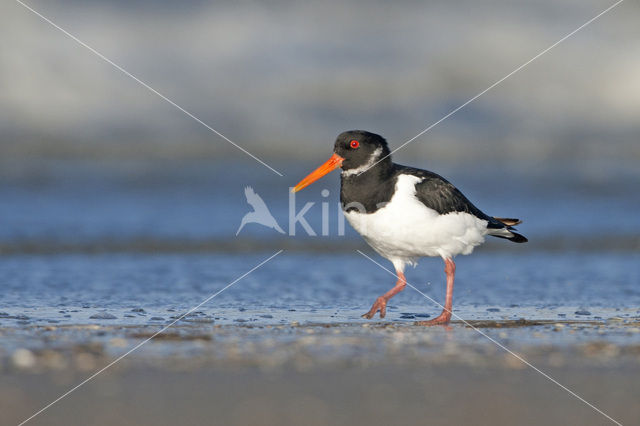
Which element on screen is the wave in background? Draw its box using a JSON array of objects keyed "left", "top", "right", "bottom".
[{"left": 0, "top": 0, "right": 638, "bottom": 164}]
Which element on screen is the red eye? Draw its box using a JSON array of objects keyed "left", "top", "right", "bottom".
[{"left": 350, "top": 140, "right": 359, "bottom": 149}]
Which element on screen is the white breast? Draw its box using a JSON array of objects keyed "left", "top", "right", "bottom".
[{"left": 343, "top": 174, "right": 488, "bottom": 271}]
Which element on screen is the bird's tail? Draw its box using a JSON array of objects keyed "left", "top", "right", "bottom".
[
  {"left": 488, "top": 217, "right": 528, "bottom": 243},
  {"left": 493, "top": 217, "right": 521, "bottom": 226}
]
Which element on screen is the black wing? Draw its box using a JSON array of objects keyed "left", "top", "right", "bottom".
[
  {"left": 396, "top": 165, "right": 502, "bottom": 228},
  {"left": 394, "top": 165, "right": 527, "bottom": 242}
]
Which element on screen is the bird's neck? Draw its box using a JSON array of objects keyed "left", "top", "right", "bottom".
[{"left": 340, "top": 161, "right": 396, "bottom": 213}]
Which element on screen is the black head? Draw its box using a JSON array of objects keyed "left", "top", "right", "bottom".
[
  {"left": 292, "top": 130, "right": 392, "bottom": 192},
  {"left": 333, "top": 130, "right": 391, "bottom": 173}
]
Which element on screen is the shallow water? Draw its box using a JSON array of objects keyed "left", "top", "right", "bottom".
[
  {"left": 1, "top": 160, "right": 639, "bottom": 246},
  {"left": 1, "top": 252, "right": 638, "bottom": 328},
  {"left": 0, "top": 161, "right": 639, "bottom": 351}
]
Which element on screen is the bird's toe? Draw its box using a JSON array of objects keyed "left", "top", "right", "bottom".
[{"left": 362, "top": 297, "right": 386, "bottom": 319}]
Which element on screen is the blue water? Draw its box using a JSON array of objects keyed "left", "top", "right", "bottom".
[
  {"left": 0, "top": 251, "right": 638, "bottom": 327},
  {"left": 1, "top": 159, "right": 639, "bottom": 244},
  {"left": 0, "top": 160, "right": 639, "bottom": 327}
]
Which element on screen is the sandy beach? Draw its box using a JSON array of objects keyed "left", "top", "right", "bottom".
[
  {"left": 3, "top": 0, "right": 639, "bottom": 424},
  {"left": 2, "top": 319, "right": 639, "bottom": 426}
]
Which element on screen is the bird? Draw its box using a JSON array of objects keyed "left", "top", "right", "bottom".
[
  {"left": 236, "top": 186, "right": 285, "bottom": 235},
  {"left": 292, "top": 130, "right": 526, "bottom": 325}
]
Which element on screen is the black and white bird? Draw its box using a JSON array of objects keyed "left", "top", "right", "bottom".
[{"left": 292, "top": 130, "right": 527, "bottom": 325}]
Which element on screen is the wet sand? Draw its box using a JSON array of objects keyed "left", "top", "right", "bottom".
[
  {"left": 2, "top": 320, "right": 639, "bottom": 426},
  {"left": 3, "top": 364, "right": 639, "bottom": 426}
]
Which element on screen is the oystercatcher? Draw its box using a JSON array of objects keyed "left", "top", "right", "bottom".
[{"left": 292, "top": 130, "right": 527, "bottom": 325}]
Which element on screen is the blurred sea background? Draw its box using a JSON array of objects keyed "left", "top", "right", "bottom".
[{"left": 0, "top": 0, "right": 639, "bottom": 326}]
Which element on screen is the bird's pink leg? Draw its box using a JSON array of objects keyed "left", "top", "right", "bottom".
[
  {"left": 362, "top": 270, "right": 407, "bottom": 319},
  {"left": 416, "top": 258, "right": 455, "bottom": 326}
]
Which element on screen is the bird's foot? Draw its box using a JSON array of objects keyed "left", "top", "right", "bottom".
[
  {"left": 415, "top": 310, "right": 451, "bottom": 326},
  {"left": 362, "top": 297, "right": 387, "bottom": 319}
]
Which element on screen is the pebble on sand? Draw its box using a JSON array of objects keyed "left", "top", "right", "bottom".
[
  {"left": 12, "top": 348, "right": 36, "bottom": 369},
  {"left": 89, "top": 312, "right": 117, "bottom": 320}
]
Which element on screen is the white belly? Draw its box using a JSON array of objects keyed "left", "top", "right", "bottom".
[{"left": 343, "top": 175, "right": 488, "bottom": 269}]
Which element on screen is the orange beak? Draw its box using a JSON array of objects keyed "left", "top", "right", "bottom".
[{"left": 292, "top": 153, "right": 344, "bottom": 192}]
